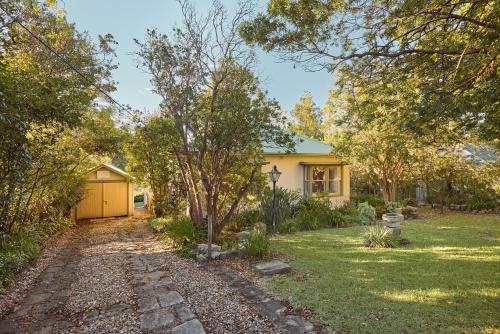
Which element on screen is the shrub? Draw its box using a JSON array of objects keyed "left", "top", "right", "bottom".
[
  {"left": 278, "top": 218, "right": 300, "bottom": 233},
  {"left": 331, "top": 204, "right": 361, "bottom": 227},
  {"left": 260, "top": 187, "right": 302, "bottom": 230},
  {"left": 226, "top": 209, "right": 261, "bottom": 233},
  {"left": 134, "top": 193, "right": 144, "bottom": 203},
  {"left": 290, "top": 195, "right": 334, "bottom": 230},
  {"left": 150, "top": 216, "right": 203, "bottom": 248},
  {"left": 386, "top": 201, "right": 399, "bottom": 213},
  {"left": 352, "top": 193, "right": 386, "bottom": 217},
  {"left": 0, "top": 217, "right": 73, "bottom": 290},
  {"left": 357, "top": 202, "right": 376, "bottom": 225},
  {"left": 363, "top": 225, "right": 398, "bottom": 248},
  {"left": 242, "top": 231, "right": 270, "bottom": 258}
]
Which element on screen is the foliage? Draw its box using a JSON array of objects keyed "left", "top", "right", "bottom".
[
  {"left": 225, "top": 209, "right": 261, "bottom": 233},
  {"left": 278, "top": 217, "right": 300, "bottom": 233},
  {"left": 330, "top": 204, "right": 360, "bottom": 227},
  {"left": 357, "top": 202, "right": 376, "bottom": 225},
  {"left": 260, "top": 187, "right": 302, "bottom": 231},
  {"left": 416, "top": 146, "right": 500, "bottom": 210},
  {"left": 150, "top": 216, "right": 203, "bottom": 249},
  {"left": 0, "top": 216, "right": 73, "bottom": 290},
  {"left": 294, "top": 196, "right": 333, "bottom": 229},
  {"left": 242, "top": 231, "right": 270, "bottom": 258},
  {"left": 241, "top": 0, "right": 500, "bottom": 143},
  {"left": 127, "top": 117, "right": 185, "bottom": 217},
  {"left": 290, "top": 92, "right": 323, "bottom": 140},
  {"left": 134, "top": 194, "right": 144, "bottom": 203},
  {"left": 135, "top": 1, "right": 294, "bottom": 237},
  {"left": 0, "top": 1, "right": 123, "bottom": 235},
  {"left": 386, "top": 202, "right": 399, "bottom": 213},
  {"left": 269, "top": 214, "right": 500, "bottom": 333},
  {"left": 363, "top": 225, "right": 398, "bottom": 248}
]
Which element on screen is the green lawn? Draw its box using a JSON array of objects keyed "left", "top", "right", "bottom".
[{"left": 267, "top": 213, "right": 500, "bottom": 334}]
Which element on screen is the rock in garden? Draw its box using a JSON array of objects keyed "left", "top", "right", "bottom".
[
  {"left": 253, "top": 260, "right": 291, "bottom": 275},
  {"left": 197, "top": 244, "right": 221, "bottom": 254},
  {"left": 171, "top": 319, "right": 206, "bottom": 334}
]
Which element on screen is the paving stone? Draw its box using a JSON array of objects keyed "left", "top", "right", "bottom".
[
  {"left": 171, "top": 319, "right": 206, "bottom": 334},
  {"left": 153, "top": 276, "right": 173, "bottom": 288},
  {"left": 175, "top": 305, "right": 195, "bottom": 322},
  {"left": 253, "top": 260, "right": 291, "bottom": 275},
  {"left": 138, "top": 296, "right": 160, "bottom": 312},
  {"left": 140, "top": 309, "right": 175, "bottom": 330},
  {"left": 24, "top": 292, "right": 51, "bottom": 305},
  {"left": 259, "top": 300, "right": 287, "bottom": 320},
  {"left": 285, "top": 315, "right": 314, "bottom": 333},
  {"left": 158, "top": 291, "right": 184, "bottom": 307}
]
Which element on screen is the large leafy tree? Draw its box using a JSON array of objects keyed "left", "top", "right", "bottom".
[
  {"left": 127, "top": 117, "right": 186, "bottom": 217},
  {"left": 136, "top": 0, "right": 293, "bottom": 237},
  {"left": 0, "top": 0, "right": 122, "bottom": 233},
  {"left": 326, "top": 77, "right": 418, "bottom": 203},
  {"left": 240, "top": 0, "right": 499, "bottom": 143},
  {"left": 290, "top": 91, "right": 323, "bottom": 140}
]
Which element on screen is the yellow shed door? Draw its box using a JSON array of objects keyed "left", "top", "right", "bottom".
[
  {"left": 77, "top": 183, "right": 103, "bottom": 219},
  {"left": 103, "top": 182, "right": 128, "bottom": 217}
]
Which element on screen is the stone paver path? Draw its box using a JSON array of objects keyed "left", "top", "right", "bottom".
[{"left": 0, "top": 213, "right": 204, "bottom": 334}]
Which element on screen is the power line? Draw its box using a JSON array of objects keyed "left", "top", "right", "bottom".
[{"left": 0, "top": 5, "right": 137, "bottom": 120}]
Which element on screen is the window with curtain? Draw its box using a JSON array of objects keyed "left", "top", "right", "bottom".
[{"left": 304, "top": 165, "right": 342, "bottom": 196}]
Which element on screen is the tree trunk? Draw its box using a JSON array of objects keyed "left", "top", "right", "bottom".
[{"left": 382, "top": 179, "right": 397, "bottom": 204}]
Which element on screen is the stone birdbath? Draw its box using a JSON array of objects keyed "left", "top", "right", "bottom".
[{"left": 382, "top": 212, "right": 404, "bottom": 235}]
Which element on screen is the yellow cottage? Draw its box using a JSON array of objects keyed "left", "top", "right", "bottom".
[
  {"left": 75, "top": 164, "right": 135, "bottom": 220},
  {"left": 262, "top": 135, "right": 350, "bottom": 206}
]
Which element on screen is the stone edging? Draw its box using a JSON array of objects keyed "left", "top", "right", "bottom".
[{"left": 204, "top": 264, "right": 317, "bottom": 334}]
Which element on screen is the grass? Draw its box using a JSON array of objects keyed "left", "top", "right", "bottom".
[{"left": 267, "top": 213, "right": 500, "bottom": 334}]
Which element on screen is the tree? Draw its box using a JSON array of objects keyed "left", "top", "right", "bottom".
[
  {"left": 0, "top": 0, "right": 121, "bottom": 233},
  {"left": 135, "top": 0, "right": 293, "bottom": 239},
  {"left": 325, "top": 74, "right": 418, "bottom": 203},
  {"left": 290, "top": 91, "right": 323, "bottom": 140},
  {"left": 240, "top": 0, "right": 500, "bottom": 143},
  {"left": 127, "top": 117, "right": 186, "bottom": 217}
]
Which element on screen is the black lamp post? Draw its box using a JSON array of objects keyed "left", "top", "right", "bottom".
[{"left": 268, "top": 165, "right": 282, "bottom": 231}]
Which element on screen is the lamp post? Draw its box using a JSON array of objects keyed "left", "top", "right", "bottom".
[{"left": 268, "top": 165, "right": 281, "bottom": 232}]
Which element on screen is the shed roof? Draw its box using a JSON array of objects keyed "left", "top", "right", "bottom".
[
  {"left": 262, "top": 134, "right": 333, "bottom": 155},
  {"left": 88, "top": 163, "right": 135, "bottom": 180}
]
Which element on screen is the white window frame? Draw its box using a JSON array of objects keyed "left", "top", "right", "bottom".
[{"left": 304, "top": 165, "right": 343, "bottom": 197}]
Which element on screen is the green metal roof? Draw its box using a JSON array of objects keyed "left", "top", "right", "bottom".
[{"left": 263, "top": 134, "right": 333, "bottom": 154}]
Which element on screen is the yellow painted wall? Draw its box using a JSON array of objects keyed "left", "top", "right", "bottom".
[
  {"left": 262, "top": 154, "right": 350, "bottom": 206},
  {"left": 86, "top": 167, "right": 125, "bottom": 181},
  {"left": 75, "top": 165, "right": 134, "bottom": 220}
]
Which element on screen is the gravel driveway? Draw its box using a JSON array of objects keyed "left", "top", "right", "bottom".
[{"left": 0, "top": 213, "right": 277, "bottom": 334}]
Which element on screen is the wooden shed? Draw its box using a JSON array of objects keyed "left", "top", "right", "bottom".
[{"left": 75, "top": 164, "right": 135, "bottom": 220}]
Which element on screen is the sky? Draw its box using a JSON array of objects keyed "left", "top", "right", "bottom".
[{"left": 63, "top": 0, "right": 334, "bottom": 114}]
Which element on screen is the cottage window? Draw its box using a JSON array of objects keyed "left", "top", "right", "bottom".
[{"left": 304, "top": 165, "right": 342, "bottom": 196}]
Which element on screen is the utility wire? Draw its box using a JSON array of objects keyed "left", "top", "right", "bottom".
[{"left": 0, "top": 5, "right": 137, "bottom": 120}]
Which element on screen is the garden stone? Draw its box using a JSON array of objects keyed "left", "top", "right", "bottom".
[
  {"left": 197, "top": 243, "right": 221, "bottom": 253},
  {"left": 196, "top": 254, "right": 207, "bottom": 262},
  {"left": 159, "top": 291, "right": 184, "bottom": 307},
  {"left": 140, "top": 309, "right": 175, "bottom": 330},
  {"left": 175, "top": 305, "right": 195, "bottom": 322},
  {"left": 171, "top": 319, "right": 206, "bottom": 334},
  {"left": 138, "top": 296, "right": 160, "bottom": 312},
  {"left": 210, "top": 251, "right": 221, "bottom": 259},
  {"left": 382, "top": 213, "right": 404, "bottom": 226},
  {"left": 254, "top": 260, "right": 291, "bottom": 275},
  {"left": 285, "top": 315, "right": 314, "bottom": 332},
  {"left": 405, "top": 205, "right": 418, "bottom": 218},
  {"left": 218, "top": 249, "right": 240, "bottom": 259}
]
